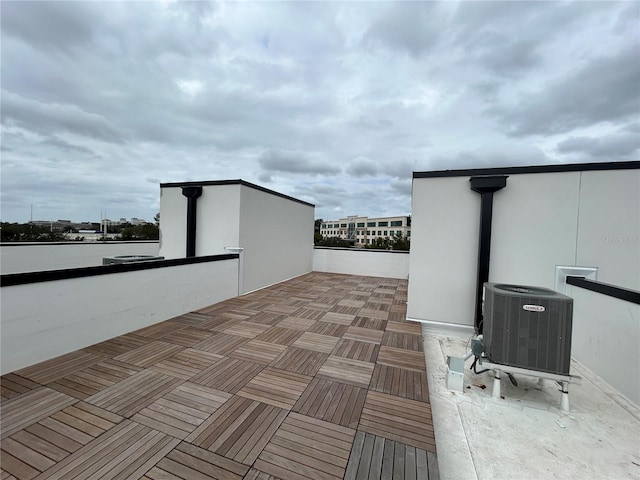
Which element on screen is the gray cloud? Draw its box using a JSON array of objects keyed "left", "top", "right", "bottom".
[
  {"left": 258, "top": 149, "right": 341, "bottom": 176},
  {"left": 346, "top": 157, "right": 379, "bottom": 177},
  {"left": 1, "top": 1, "right": 97, "bottom": 53},
  {"left": 487, "top": 47, "right": 640, "bottom": 136},
  {"left": 40, "top": 136, "right": 94, "bottom": 155},
  {"left": 362, "top": 2, "right": 444, "bottom": 58},
  {"left": 2, "top": 90, "right": 125, "bottom": 143},
  {"left": 557, "top": 125, "right": 640, "bottom": 160}
]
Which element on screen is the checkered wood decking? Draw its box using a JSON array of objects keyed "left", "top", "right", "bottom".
[{"left": 1, "top": 272, "right": 438, "bottom": 479}]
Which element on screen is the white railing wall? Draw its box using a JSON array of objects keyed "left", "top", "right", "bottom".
[
  {"left": 1, "top": 258, "right": 238, "bottom": 375},
  {"left": 0, "top": 242, "right": 160, "bottom": 274},
  {"left": 569, "top": 288, "right": 639, "bottom": 405},
  {"left": 313, "top": 247, "right": 410, "bottom": 279}
]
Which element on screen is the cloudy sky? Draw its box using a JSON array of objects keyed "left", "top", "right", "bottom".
[{"left": 1, "top": 1, "right": 638, "bottom": 223}]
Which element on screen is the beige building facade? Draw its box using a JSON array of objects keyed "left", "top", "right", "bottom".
[{"left": 320, "top": 215, "right": 411, "bottom": 246}]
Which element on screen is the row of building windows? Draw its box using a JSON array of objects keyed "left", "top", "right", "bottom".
[
  {"left": 321, "top": 230, "right": 410, "bottom": 237},
  {"left": 322, "top": 220, "right": 405, "bottom": 229}
]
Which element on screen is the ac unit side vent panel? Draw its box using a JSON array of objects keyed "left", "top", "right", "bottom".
[{"left": 483, "top": 283, "right": 573, "bottom": 375}]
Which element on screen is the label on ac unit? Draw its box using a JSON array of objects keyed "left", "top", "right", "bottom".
[{"left": 523, "top": 304, "right": 545, "bottom": 312}]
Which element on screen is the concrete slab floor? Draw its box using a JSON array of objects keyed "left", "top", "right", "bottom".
[{"left": 422, "top": 326, "right": 640, "bottom": 480}]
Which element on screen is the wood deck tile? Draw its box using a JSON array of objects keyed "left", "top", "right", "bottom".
[
  {"left": 199, "top": 316, "right": 238, "bottom": 332},
  {"left": 86, "top": 369, "right": 183, "bottom": 417},
  {"left": 192, "top": 333, "right": 250, "bottom": 355},
  {"left": 0, "top": 388, "right": 76, "bottom": 440},
  {"left": 308, "top": 322, "right": 349, "bottom": 337},
  {"left": 33, "top": 420, "right": 180, "bottom": 480},
  {"left": 190, "top": 357, "right": 264, "bottom": 394},
  {"left": 290, "top": 308, "right": 328, "bottom": 321},
  {"left": 82, "top": 334, "right": 151, "bottom": 358},
  {"left": 328, "top": 305, "right": 360, "bottom": 316},
  {"left": 132, "top": 383, "right": 231, "bottom": 439},
  {"left": 293, "top": 378, "right": 366, "bottom": 429},
  {"left": 0, "top": 374, "right": 39, "bottom": 401},
  {"left": 254, "top": 327, "right": 304, "bottom": 346},
  {"left": 133, "top": 321, "right": 186, "bottom": 339},
  {"left": 222, "top": 321, "right": 271, "bottom": 338},
  {"left": 382, "top": 331, "right": 424, "bottom": 352},
  {"left": 276, "top": 317, "right": 317, "bottom": 331},
  {"left": 229, "top": 340, "right": 287, "bottom": 365},
  {"left": 47, "top": 359, "right": 143, "bottom": 400},
  {"left": 187, "top": 395, "right": 287, "bottom": 465},
  {"left": 345, "top": 431, "right": 438, "bottom": 480},
  {"left": 292, "top": 332, "right": 340, "bottom": 354},
  {"left": 245, "top": 312, "right": 288, "bottom": 326},
  {"left": 147, "top": 442, "right": 249, "bottom": 480},
  {"left": 237, "top": 367, "right": 312, "bottom": 410},
  {"left": 1, "top": 401, "right": 123, "bottom": 479},
  {"left": 337, "top": 299, "right": 366, "bottom": 308},
  {"left": 244, "top": 468, "right": 280, "bottom": 480},
  {"left": 49, "top": 402, "right": 123, "bottom": 439},
  {"left": 269, "top": 347, "right": 329, "bottom": 376},
  {"left": 359, "top": 391, "right": 435, "bottom": 453},
  {"left": 357, "top": 309, "right": 390, "bottom": 321},
  {"left": 255, "top": 412, "right": 355, "bottom": 480},
  {"left": 264, "top": 304, "right": 300, "bottom": 315},
  {"left": 15, "top": 352, "right": 102, "bottom": 385},
  {"left": 342, "top": 326, "right": 384, "bottom": 345},
  {"left": 331, "top": 339, "right": 379, "bottom": 363},
  {"left": 312, "top": 295, "right": 340, "bottom": 306},
  {"left": 159, "top": 326, "right": 213, "bottom": 347},
  {"left": 317, "top": 356, "right": 374, "bottom": 388},
  {"left": 319, "top": 312, "right": 356, "bottom": 325},
  {"left": 385, "top": 321, "right": 423, "bottom": 335},
  {"left": 113, "top": 341, "right": 184, "bottom": 368},
  {"left": 377, "top": 346, "right": 426, "bottom": 372},
  {"left": 370, "top": 364, "right": 430, "bottom": 403},
  {"left": 150, "top": 349, "right": 223, "bottom": 380},
  {"left": 168, "top": 312, "right": 214, "bottom": 327},
  {"left": 351, "top": 316, "right": 387, "bottom": 330}
]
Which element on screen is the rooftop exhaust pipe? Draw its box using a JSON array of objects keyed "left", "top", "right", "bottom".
[
  {"left": 470, "top": 175, "right": 507, "bottom": 334},
  {"left": 181, "top": 186, "right": 202, "bottom": 258}
]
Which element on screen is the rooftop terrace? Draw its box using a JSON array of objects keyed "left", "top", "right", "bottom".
[{"left": 0, "top": 272, "right": 439, "bottom": 480}]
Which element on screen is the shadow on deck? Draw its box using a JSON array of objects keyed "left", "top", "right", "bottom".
[{"left": 1, "top": 272, "right": 438, "bottom": 480}]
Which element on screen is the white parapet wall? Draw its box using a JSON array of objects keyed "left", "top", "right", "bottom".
[
  {"left": 0, "top": 257, "right": 239, "bottom": 375},
  {"left": 408, "top": 161, "right": 640, "bottom": 405},
  {"left": 159, "top": 180, "right": 314, "bottom": 294},
  {"left": 313, "top": 247, "right": 410, "bottom": 279},
  {"left": 0, "top": 241, "right": 160, "bottom": 274}
]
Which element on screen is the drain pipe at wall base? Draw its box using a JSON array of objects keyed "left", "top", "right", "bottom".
[
  {"left": 469, "top": 175, "right": 507, "bottom": 334},
  {"left": 181, "top": 186, "right": 202, "bottom": 258}
]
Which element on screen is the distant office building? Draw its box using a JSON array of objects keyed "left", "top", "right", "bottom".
[{"left": 320, "top": 215, "right": 411, "bottom": 246}]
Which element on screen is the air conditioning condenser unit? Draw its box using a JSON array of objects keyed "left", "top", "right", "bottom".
[{"left": 483, "top": 283, "right": 573, "bottom": 375}]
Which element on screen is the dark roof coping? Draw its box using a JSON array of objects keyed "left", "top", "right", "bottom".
[
  {"left": 160, "top": 179, "right": 314, "bottom": 207},
  {"left": 413, "top": 161, "right": 640, "bottom": 179}
]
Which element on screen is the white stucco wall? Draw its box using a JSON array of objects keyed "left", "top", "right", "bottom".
[
  {"left": 313, "top": 248, "right": 410, "bottom": 279},
  {"left": 407, "top": 165, "right": 640, "bottom": 404},
  {"left": 159, "top": 181, "right": 313, "bottom": 294},
  {"left": 159, "top": 184, "right": 241, "bottom": 259},
  {"left": 239, "top": 185, "right": 314, "bottom": 293},
  {"left": 407, "top": 176, "right": 480, "bottom": 325},
  {"left": 0, "top": 242, "right": 159, "bottom": 274},
  {"left": 1, "top": 259, "right": 239, "bottom": 375}
]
